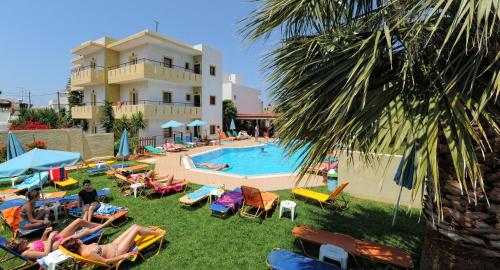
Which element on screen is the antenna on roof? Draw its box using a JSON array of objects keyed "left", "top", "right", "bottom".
[{"left": 154, "top": 20, "right": 159, "bottom": 32}]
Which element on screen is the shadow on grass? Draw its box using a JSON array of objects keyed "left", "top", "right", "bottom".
[{"left": 296, "top": 195, "right": 423, "bottom": 269}]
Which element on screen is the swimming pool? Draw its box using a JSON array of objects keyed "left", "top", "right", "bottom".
[{"left": 191, "top": 144, "right": 305, "bottom": 176}]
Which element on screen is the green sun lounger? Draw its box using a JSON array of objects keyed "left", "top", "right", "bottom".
[{"left": 145, "top": 145, "right": 166, "bottom": 155}]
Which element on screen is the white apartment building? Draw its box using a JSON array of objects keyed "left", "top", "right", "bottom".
[
  {"left": 222, "top": 73, "right": 263, "bottom": 114},
  {"left": 48, "top": 91, "right": 69, "bottom": 111},
  {"left": 69, "top": 30, "right": 223, "bottom": 144}
]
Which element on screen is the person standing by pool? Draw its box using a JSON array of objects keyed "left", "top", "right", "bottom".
[
  {"left": 216, "top": 125, "right": 221, "bottom": 145},
  {"left": 78, "top": 180, "right": 100, "bottom": 222},
  {"left": 254, "top": 125, "right": 260, "bottom": 142}
]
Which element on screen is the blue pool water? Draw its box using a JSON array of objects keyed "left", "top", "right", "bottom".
[{"left": 191, "top": 144, "right": 306, "bottom": 176}]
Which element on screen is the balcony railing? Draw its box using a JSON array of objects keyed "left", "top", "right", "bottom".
[
  {"left": 71, "top": 105, "right": 102, "bottom": 119},
  {"left": 107, "top": 58, "right": 201, "bottom": 86},
  {"left": 70, "top": 66, "right": 105, "bottom": 87},
  {"left": 113, "top": 100, "right": 201, "bottom": 120}
]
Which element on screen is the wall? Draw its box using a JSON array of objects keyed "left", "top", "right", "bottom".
[
  {"left": 194, "top": 44, "right": 223, "bottom": 138},
  {"left": 119, "top": 45, "right": 147, "bottom": 64},
  {"left": 146, "top": 44, "right": 195, "bottom": 69},
  {"left": 82, "top": 85, "right": 105, "bottom": 105},
  {"left": 222, "top": 82, "right": 263, "bottom": 114},
  {"left": 0, "top": 129, "right": 114, "bottom": 160},
  {"left": 119, "top": 81, "right": 147, "bottom": 103},
  {"left": 147, "top": 80, "right": 194, "bottom": 105},
  {"left": 337, "top": 151, "right": 421, "bottom": 207}
]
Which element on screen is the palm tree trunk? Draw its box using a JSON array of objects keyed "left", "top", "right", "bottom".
[{"left": 420, "top": 128, "right": 500, "bottom": 269}]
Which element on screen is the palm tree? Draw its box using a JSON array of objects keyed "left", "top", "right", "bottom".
[{"left": 241, "top": 1, "right": 499, "bottom": 269}]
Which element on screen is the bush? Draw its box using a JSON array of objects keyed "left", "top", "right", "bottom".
[
  {"left": 25, "top": 140, "right": 47, "bottom": 151},
  {"left": 10, "top": 120, "right": 49, "bottom": 130}
]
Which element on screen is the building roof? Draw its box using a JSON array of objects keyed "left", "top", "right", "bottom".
[{"left": 236, "top": 113, "right": 280, "bottom": 120}]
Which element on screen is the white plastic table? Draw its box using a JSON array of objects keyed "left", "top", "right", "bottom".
[
  {"left": 131, "top": 183, "right": 145, "bottom": 198},
  {"left": 39, "top": 249, "right": 71, "bottom": 270},
  {"left": 319, "top": 244, "right": 348, "bottom": 270},
  {"left": 208, "top": 189, "right": 225, "bottom": 204},
  {"left": 279, "top": 200, "right": 297, "bottom": 221}
]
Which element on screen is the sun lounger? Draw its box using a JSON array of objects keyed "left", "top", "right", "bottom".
[
  {"left": 145, "top": 145, "right": 167, "bottom": 155},
  {"left": 87, "top": 160, "right": 114, "bottom": 168},
  {"left": 105, "top": 164, "right": 149, "bottom": 175},
  {"left": 4, "top": 172, "right": 50, "bottom": 194},
  {"left": 87, "top": 163, "right": 131, "bottom": 174},
  {"left": 59, "top": 227, "right": 165, "bottom": 270},
  {"left": 240, "top": 186, "right": 279, "bottom": 220},
  {"left": 292, "top": 182, "right": 349, "bottom": 209},
  {"left": 210, "top": 188, "right": 244, "bottom": 218},
  {"left": 0, "top": 235, "right": 38, "bottom": 269},
  {"left": 67, "top": 202, "right": 129, "bottom": 227},
  {"left": 1, "top": 206, "right": 47, "bottom": 238},
  {"left": 179, "top": 185, "right": 219, "bottom": 206},
  {"left": 266, "top": 248, "right": 341, "bottom": 270},
  {"left": 292, "top": 226, "right": 414, "bottom": 269},
  {"left": 49, "top": 167, "right": 78, "bottom": 189},
  {"left": 145, "top": 180, "right": 190, "bottom": 199}
]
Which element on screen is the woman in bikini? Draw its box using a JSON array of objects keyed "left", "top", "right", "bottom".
[
  {"left": 5, "top": 217, "right": 114, "bottom": 260},
  {"left": 19, "top": 189, "right": 51, "bottom": 230},
  {"left": 61, "top": 225, "right": 164, "bottom": 265},
  {"left": 199, "top": 163, "right": 230, "bottom": 171}
]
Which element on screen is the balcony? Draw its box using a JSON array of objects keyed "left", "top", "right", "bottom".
[
  {"left": 107, "top": 59, "right": 201, "bottom": 86},
  {"left": 71, "top": 105, "right": 101, "bottom": 120},
  {"left": 113, "top": 101, "right": 201, "bottom": 120},
  {"left": 71, "top": 66, "right": 105, "bottom": 87}
]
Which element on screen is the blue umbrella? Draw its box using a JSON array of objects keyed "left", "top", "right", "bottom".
[
  {"left": 392, "top": 148, "right": 415, "bottom": 225},
  {"left": 116, "top": 129, "right": 130, "bottom": 158},
  {"left": 187, "top": 120, "right": 207, "bottom": 127},
  {"left": 0, "top": 148, "right": 81, "bottom": 177},
  {"left": 230, "top": 119, "right": 236, "bottom": 130},
  {"left": 6, "top": 132, "right": 25, "bottom": 160},
  {"left": 160, "top": 120, "right": 185, "bottom": 129}
]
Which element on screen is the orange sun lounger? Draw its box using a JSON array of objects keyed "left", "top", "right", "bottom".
[{"left": 292, "top": 225, "right": 414, "bottom": 269}]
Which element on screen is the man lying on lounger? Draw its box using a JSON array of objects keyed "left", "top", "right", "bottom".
[{"left": 199, "top": 163, "right": 230, "bottom": 171}]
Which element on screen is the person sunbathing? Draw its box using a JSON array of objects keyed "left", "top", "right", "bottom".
[
  {"left": 199, "top": 162, "right": 230, "bottom": 171},
  {"left": 6, "top": 217, "right": 114, "bottom": 260},
  {"left": 61, "top": 225, "right": 164, "bottom": 265},
  {"left": 19, "top": 189, "right": 51, "bottom": 230}
]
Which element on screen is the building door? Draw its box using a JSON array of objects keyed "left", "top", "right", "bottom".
[
  {"left": 194, "top": 95, "right": 201, "bottom": 107},
  {"left": 163, "top": 57, "right": 172, "bottom": 68},
  {"left": 91, "top": 91, "right": 97, "bottom": 106},
  {"left": 162, "top": 92, "right": 172, "bottom": 104},
  {"left": 194, "top": 64, "right": 201, "bottom": 74}
]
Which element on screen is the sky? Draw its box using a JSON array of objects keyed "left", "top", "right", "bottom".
[{"left": 0, "top": 0, "right": 276, "bottom": 106}]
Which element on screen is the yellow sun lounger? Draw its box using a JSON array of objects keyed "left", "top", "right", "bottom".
[
  {"left": 59, "top": 228, "right": 166, "bottom": 270},
  {"left": 53, "top": 177, "right": 79, "bottom": 189},
  {"left": 292, "top": 182, "right": 349, "bottom": 209},
  {"left": 87, "top": 160, "right": 115, "bottom": 168},
  {"left": 106, "top": 164, "right": 149, "bottom": 175}
]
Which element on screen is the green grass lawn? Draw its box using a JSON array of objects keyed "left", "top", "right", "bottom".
[{"left": 1, "top": 165, "right": 423, "bottom": 269}]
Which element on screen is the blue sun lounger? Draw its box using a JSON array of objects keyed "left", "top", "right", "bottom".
[
  {"left": 13, "top": 172, "right": 49, "bottom": 191},
  {"left": 87, "top": 163, "right": 131, "bottom": 174},
  {"left": 266, "top": 249, "right": 341, "bottom": 270}
]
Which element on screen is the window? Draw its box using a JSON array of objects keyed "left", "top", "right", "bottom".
[
  {"left": 209, "top": 96, "right": 216, "bottom": 105},
  {"left": 186, "top": 94, "right": 191, "bottom": 101},
  {"left": 163, "top": 92, "right": 172, "bottom": 104},
  {"left": 210, "top": 125, "right": 216, "bottom": 135},
  {"left": 194, "top": 64, "right": 201, "bottom": 74},
  {"left": 209, "top": 65, "right": 216, "bottom": 76},
  {"left": 233, "top": 95, "right": 237, "bottom": 100},
  {"left": 163, "top": 57, "right": 172, "bottom": 68},
  {"left": 130, "top": 89, "right": 138, "bottom": 105},
  {"left": 185, "top": 62, "right": 190, "bottom": 70},
  {"left": 90, "top": 58, "right": 96, "bottom": 69}
]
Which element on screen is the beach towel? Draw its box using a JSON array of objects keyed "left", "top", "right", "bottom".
[
  {"left": 14, "top": 172, "right": 49, "bottom": 191},
  {"left": 49, "top": 167, "right": 67, "bottom": 181},
  {"left": 214, "top": 190, "right": 244, "bottom": 211},
  {"left": 95, "top": 203, "right": 127, "bottom": 216},
  {"left": 187, "top": 185, "right": 217, "bottom": 200}
]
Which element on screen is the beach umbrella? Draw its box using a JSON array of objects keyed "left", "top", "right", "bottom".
[
  {"left": 116, "top": 129, "right": 130, "bottom": 159},
  {"left": 187, "top": 120, "right": 207, "bottom": 127},
  {"left": 392, "top": 148, "right": 415, "bottom": 225},
  {"left": 0, "top": 148, "right": 80, "bottom": 178},
  {"left": 160, "top": 120, "right": 184, "bottom": 129},
  {"left": 229, "top": 119, "right": 236, "bottom": 130},
  {"left": 6, "top": 132, "right": 25, "bottom": 160}
]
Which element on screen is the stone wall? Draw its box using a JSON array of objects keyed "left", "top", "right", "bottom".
[
  {"left": 337, "top": 151, "right": 422, "bottom": 207},
  {"left": 0, "top": 128, "right": 114, "bottom": 160}
]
